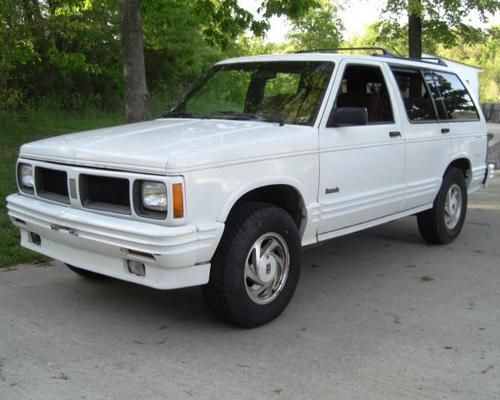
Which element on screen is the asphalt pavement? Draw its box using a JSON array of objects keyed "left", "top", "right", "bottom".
[
  {"left": 488, "top": 124, "right": 500, "bottom": 168},
  {"left": 1, "top": 175, "right": 499, "bottom": 400},
  {"left": 488, "top": 123, "right": 500, "bottom": 146}
]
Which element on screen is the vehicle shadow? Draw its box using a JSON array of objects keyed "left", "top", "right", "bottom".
[{"left": 48, "top": 216, "right": 425, "bottom": 331}]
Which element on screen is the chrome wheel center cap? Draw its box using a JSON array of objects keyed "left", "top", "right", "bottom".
[
  {"left": 244, "top": 232, "right": 290, "bottom": 305},
  {"left": 258, "top": 255, "right": 277, "bottom": 284},
  {"left": 444, "top": 184, "right": 463, "bottom": 230}
]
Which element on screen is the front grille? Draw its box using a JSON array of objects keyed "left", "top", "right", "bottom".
[
  {"left": 35, "top": 167, "right": 69, "bottom": 204},
  {"left": 79, "top": 174, "right": 131, "bottom": 215}
]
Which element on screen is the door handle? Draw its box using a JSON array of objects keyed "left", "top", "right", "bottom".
[
  {"left": 441, "top": 128, "right": 450, "bottom": 134},
  {"left": 389, "top": 131, "right": 402, "bottom": 138},
  {"left": 50, "top": 224, "right": 79, "bottom": 236}
]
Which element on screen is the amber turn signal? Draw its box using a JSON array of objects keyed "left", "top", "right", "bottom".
[{"left": 172, "top": 183, "right": 184, "bottom": 218}]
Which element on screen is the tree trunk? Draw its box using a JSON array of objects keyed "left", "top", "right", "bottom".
[
  {"left": 119, "top": 0, "right": 149, "bottom": 123},
  {"left": 22, "top": 0, "right": 42, "bottom": 25},
  {"left": 408, "top": 0, "right": 422, "bottom": 59}
]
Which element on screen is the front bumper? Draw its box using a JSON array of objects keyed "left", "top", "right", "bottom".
[
  {"left": 6, "top": 194, "right": 224, "bottom": 289},
  {"left": 483, "top": 163, "right": 496, "bottom": 188}
]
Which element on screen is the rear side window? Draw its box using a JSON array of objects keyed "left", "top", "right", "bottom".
[
  {"left": 423, "top": 72, "right": 448, "bottom": 120},
  {"left": 335, "top": 64, "right": 394, "bottom": 124},
  {"left": 391, "top": 68, "right": 437, "bottom": 122},
  {"left": 431, "top": 72, "right": 479, "bottom": 121}
]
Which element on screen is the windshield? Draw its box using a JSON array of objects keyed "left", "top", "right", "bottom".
[{"left": 167, "top": 61, "right": 335, "bottom": 126}]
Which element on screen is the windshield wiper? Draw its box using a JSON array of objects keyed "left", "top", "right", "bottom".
[
  {"left": 161, "top": 111, "right": 208, "bottom": 119},
  {"left": 210, "top": 111, "right": 284, "bottom": 126}
]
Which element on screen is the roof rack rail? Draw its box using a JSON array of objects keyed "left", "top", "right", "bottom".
[
  {"left": 294, "top": 47, "right": 449, "bottom": 67},
  {"left": 419, "top": 56, "right": 448, "bottom": 66},
  {"left": 295, "top": 47, "right": 400, "bottom": 57}
]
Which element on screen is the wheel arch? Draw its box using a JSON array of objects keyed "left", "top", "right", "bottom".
[
  {"left": 217, "top": 178, "right": 309, "bottom": 237},
  {"left": 443, "top": 156, "right": 472, "bottom": 187}
]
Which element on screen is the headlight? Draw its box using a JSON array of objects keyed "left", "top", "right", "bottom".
[
  {"left": 18, "top": 163, "right": 34, "bottom": 193},
  {"left": 141, "top": 181, "right": 167, "bottom": 211}
]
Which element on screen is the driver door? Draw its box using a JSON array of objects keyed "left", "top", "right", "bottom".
[{"left": 317, "top": 60, "right": 405, "bottom": 236}]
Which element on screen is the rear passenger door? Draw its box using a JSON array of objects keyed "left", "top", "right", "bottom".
[
  {"left": 428, "top": 71, "right": 486, "bottom": 192},
  {"left": 389, "top": 67, "right": 452, "bottom": 211},
  {"left": 317, "top": 60, "right": 405, "bottom": 235}
]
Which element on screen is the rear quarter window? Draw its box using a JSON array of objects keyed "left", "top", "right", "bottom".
[{"left": 431, "top": 71, "right": 479, "bottom": 121}]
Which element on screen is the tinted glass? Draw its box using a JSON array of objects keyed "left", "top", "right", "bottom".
[
  {"left": 186, "top": 70, "right": 251, "bottom": 113},
  {"left": 178, "top": 61, "right": 334, "bottom": 126},
  {"left": 392, "top": 68, "right": 437, "bottom": 122},
  {"left": 423, "top": 71, "right": 448, "bottom": 120},
  {"left": 432, "top": 72, "right": 479, "bottom": 121},
  {"left": 335, "top": 65, "right": 394, "bottom": 124}
]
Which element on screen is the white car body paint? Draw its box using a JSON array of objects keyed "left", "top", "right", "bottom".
[{"left": 7, "top": 52, "right": 491, "bottom": 289}]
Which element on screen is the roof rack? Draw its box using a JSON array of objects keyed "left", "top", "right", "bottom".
[
  {"left": 420, "top": 56, "right": 448, "bottom": 66},
  {"left": 295, "top": 47, "right": 400, "bottom": 57},
  {"left": 294, "top": 47, "right": 448, "bottom": 67}
]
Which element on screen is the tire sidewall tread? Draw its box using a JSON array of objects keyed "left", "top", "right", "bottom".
[
  {"left": 417, "top": 168, "right": 468, "bottom": 244},
  {"left": 203, "top": 202, "right": 301, "bottom": 328}
]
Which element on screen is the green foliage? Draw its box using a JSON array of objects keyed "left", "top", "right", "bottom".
[
  {"left": 260, "top": 0, "right": 319, "bottom": 19},
  {"left": 228, "top": 36, "right": 292, "bottom": 56},
  {"left": 438, "top": 26, "right": 500, "bottom": 102},
  {"left": 186, "top": 69, "right": 252, "bottom": 113},
  {"left": 190, "top": 0, "right": 319, "bottom": 47},
  {"left": 0, "top": 0, "right": 122, "bottom": 110},
  {"left": 140, "top": 0, "right": 225, "bottom": 112},
  {"left": 0, "top": 105, "right": 124, "bottom": 267},
  {"left": 346, "top": 22, "right": 407, "bottom": 55},
  {"left": 264, "top": 73, "right": 300, "bottom": 98},
  {"left": 0, "top": 0, "right": 322, "bottom": 114},
  {"left": 193, "top": 0, "right": 259, "bottom": 47},
  {"left": 287, "top": 0, "right": 343, "bottom": 51},
  {"left": 379, "top": 0, "right": 500, "bottom": 54}
]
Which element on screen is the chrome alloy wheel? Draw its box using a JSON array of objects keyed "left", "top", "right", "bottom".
[
  {"left": 444, "top": 183, "right": 463, "bottom": 230},
  {"left": 244, "top": 233, "right": 290, "bottom": 305}
]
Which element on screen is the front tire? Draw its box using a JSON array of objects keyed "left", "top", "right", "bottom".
[
  {"left": 417, "top": 168, "right": 467, "bottom": 244},
  {"left": 203, "top": 202, "right": 301, "bottom": 328}
]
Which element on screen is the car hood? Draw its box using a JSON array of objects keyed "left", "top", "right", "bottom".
[{"left": 20, "top": 118, "right": 315, "bottom": 174}]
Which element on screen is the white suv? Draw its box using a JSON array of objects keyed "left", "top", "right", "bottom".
[{"left": 7, "top": 49, "right": 496, "bottom": 327}]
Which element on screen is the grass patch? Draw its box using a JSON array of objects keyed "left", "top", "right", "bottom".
[{"left": 0, "top": 106, "right": 124, "bottom": 267}]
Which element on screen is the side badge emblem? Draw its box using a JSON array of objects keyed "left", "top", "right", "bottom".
[{"left": 325, "top": 187, "right": 340, "bottom": 195}]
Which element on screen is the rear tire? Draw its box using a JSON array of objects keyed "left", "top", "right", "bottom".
[
  {"left": 66, "top": 264, "right": 108, "bottom": 280},
  {"left": 417, "top": 168, "right": 467, "bottom": 244},
  {"left": 203, "top": 202, "right": 301, "bottom": 328}
]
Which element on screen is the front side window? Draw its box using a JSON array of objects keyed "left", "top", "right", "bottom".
[
  {"left": 334, "top": 64, "right": 394, "bottom": 124},
  {"left": 172, "top": 61, "right": 335, "bottom": 126},
  {"left": 431, "top": 72, "right": 479, "bottom": 121},
  {"left": 392, "top": 68, "right": 437, "bottom": 122}
]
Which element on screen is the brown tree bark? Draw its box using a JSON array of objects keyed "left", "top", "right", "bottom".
[
  {"left": 408, "top": 0, "right": 422, "bottom": 59},
  {"left": 119, "top": 0, "right": 149, "bottom": 123}
]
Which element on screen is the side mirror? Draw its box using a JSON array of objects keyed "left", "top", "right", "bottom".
[{"left": 327, "top": 107, "right": 368, "bottom": 127}]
